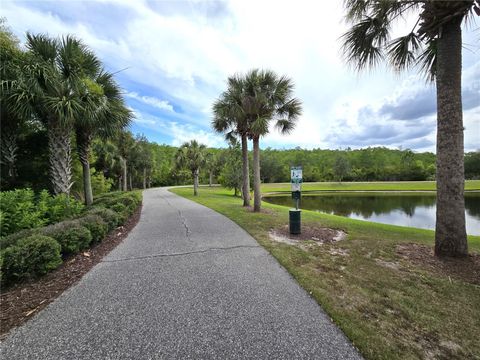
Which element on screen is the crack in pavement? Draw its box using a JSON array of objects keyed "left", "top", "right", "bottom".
[
  {"left": 158, "top": 193, "right": 191, "bottom": 240},
  {"left": 102, "top": 245, "right": 261, "bottom": 263}
]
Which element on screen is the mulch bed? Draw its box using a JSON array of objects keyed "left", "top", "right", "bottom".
[
  {"left": 0, "top": 205, "right": 142, "bottom": 340},
  {"left": 396, "top": 243, "right": 480, "bottom": 285}
]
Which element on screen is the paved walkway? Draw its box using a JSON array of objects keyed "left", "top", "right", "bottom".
[{"left": 1, "top": 188, "right": 362, "bottom": 359}]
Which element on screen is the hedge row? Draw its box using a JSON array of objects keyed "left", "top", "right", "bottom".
[{"left": 0, "top": 191, "right": 142, "bottom": 286}]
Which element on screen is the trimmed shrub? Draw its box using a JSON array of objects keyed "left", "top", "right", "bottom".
[
  {"left": 77, "top": 215, "right": 108, "bottom": 243},
  {"left": 110, "top": 203, "right": 128, "bottom": 224},
  {"left": 41, "top": 221, "right": 92, "bottom": 255},
  {"left": 1, "top": 235, "right": 62, "bottom": 285},
  {"left": 0, "top": 228, "right": 39, "bottom": 250},
  {"left": 86, "top": 207, "right": 120, "bottom": 231}
]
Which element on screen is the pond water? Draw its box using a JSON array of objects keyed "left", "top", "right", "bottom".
[{"left": 263, "top": 192, "right": 480, "bottom": 235}]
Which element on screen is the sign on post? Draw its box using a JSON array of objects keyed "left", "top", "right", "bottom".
[
  {"left": 291, "top": 166, "right": 303, "bottom": 192},
  {"left": 290, "top": 166, "right": 302, "bottom": 234}
]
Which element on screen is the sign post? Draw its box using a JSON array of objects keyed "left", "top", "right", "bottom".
[{"left": 290, "top": 166, "right": 302, "bottom": 234}]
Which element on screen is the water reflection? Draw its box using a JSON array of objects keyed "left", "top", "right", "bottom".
[{"left": 263, "top": 192, "right": 480, "bottom": 235}]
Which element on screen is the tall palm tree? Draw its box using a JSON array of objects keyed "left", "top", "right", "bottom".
[
  {"left": 12, "top": 34, "right": 87, "bottom": 195},
  {"left": 341, "top": 0, "right": 480, "bottom": 257},
  {"left": 242, "top": 69, "right": 302, "bottom": 212},
  {"left": 212, "top": 74, "right": 252, "bottom": 206},
  {"left": 75, "top": 69, "right": 132, "bottom": 205},
  {"left": 175, "top": 140, "right": 206, "bottom": 196}
]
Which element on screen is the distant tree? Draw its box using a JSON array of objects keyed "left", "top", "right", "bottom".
[
  {"left": 465, "top": 151, "right": 480, "bottom": 179},
  {"left": 333, "top": 156, "right": 351, "bottom": 182},
  {"left": 175, "top": 140, "right": 206, "bottom": 196},
  {"left": 341, "top": 0, "right": 480, "bottom": 257},
  {"left": 242, "top": 69, "right": 302, "bottom": 212},
  {"left": 218, "top": 139, "right": 243, "bottom": 196},
  {"left": 113, "top": 131, "right": 135, "bottom": 191},
  {"left": 205, "top": 151, "right": 218, "bottom": 187}
]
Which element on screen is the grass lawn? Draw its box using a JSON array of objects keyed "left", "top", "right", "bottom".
[
  {"left": 261, "top": 179, "right": 480, "bottom": 193},
  {"left": 171, "top": 186, "right": 480, "bottom": 360}
]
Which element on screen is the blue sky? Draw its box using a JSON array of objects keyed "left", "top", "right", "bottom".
[{"left": 2, "top": 0, "right": 479, "bottom": 151}]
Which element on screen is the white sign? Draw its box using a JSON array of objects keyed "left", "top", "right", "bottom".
[{"left": 291, "top": 166, "right": 302, "bottom": 192}]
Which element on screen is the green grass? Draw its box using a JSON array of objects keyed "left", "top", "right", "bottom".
[
  {"left": 261, "top": 179, "right": 480, "bottom": 193},
  {"left": 171, "top": 186, "right": 480, "bottom": 360}
]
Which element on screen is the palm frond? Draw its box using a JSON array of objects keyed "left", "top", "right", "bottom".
[
  {"left": 417, "top": 38, "right": 437, "bottom": 82},
  {"left": 387, "top": 32, "right": 421, "bottom": 71}
]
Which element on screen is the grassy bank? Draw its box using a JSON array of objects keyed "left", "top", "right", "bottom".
[
  {"left": 171, "top": 186, "right": 480, "bottom": 360},
  {"left": 261, "top": 179, "right": 480, "bottom": 193}
]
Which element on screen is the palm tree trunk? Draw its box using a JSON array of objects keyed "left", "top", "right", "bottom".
[
  {"left": 48, "top": 121, "right": 73, "bottom": 195},
  {"left": 241, "top": 133, "right": 250, "bottom": 206},
  {"left": 76, "top": 130, "right": 93, "bottom": 206},
  {"left": 121, "top": 157, "right": 127, "bottom": 191},
  {"left": 209, "top": 171, "right": 213, "bottom": 187},
  {"left": 129, "top": 173, "right": 133, "bottom": 191},
  {"left": 253, "top": 136, "right": 261, "bottom": 212},
  {"left": 193, "top": 169, "right": 199, "bottom": 196},
  {"left": 435, "top": 18, "right": 467, "bottom": 257},
  {"left": 0, "top": 130, "right": 18, "bottom": 182},
  {"left": 143, "top": 168, "right": 147, "bottom": 189}
]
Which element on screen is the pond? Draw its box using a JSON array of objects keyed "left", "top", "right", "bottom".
[{"left": 263, "top": 192, "right": 480, "bottom": 236}]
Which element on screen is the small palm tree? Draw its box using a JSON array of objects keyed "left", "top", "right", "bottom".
[
  {"left": 243, "top": 69, "right": 302, "bottom": 212},
  {"left": 341, "top": 0, "right": 480, "bottom": 257},
  {"left": 212, "top": 75, "right": 251, "bottom": 206},
  {"left": 75, "top": 69, "right": 132, "bottom": 205},
  {"left": 175, "top": 140, "right": 206, "bottom": 196}
]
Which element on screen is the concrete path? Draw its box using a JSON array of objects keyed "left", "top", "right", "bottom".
[{"left": 1, "top": 188, "right": 362, "bottom": 359}]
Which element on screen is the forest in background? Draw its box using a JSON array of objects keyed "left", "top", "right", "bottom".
[{"left": 2, "top": 125, "right": 479, "bottom": 199}]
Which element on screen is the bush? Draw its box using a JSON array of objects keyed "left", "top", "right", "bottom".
[
  {"left": 38, "top": 192, "right": 84, "bottom": 224},
  {"left": 1, "top": 235, "right": 62, "bottom": 285},
  {"left": 86, "top": 207, "right": 120, "bottom": 231},
  {"left": 0, "top": 228, "right": 39, "bottom": 250},
  {"left": 0, "top": 189, "right": 45, "bottom": 236},
  {"left": 110, "top": 203, "right": 128, "bottom": 224},
  {"left": 0, "top": 189, "right": 85, "bottom": 236},
  {"left": 77, "top": 215, "right": 108, "bottom": 243},
  {"left": 41, "top": 221, "right": 92, "bottom": 255}
]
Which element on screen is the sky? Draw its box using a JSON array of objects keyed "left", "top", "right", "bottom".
[{"left": 2, "top": 0, "right": 479, "bottom": 152}]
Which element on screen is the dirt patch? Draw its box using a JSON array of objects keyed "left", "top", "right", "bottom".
[
  {"left": 396, "top": 243, "right": 480, "bottom": 285},
  {"left": 269, "top": 224, "right": 347, "bottom": 246},
  {"left": 244, "top": 206, "right": 275, "bottom": 215},
  {"left": 375, "top": 259, "right": 401, "bottom": 271},
  {"left": 0, "top": 205, "right": 142, "bottom": 340}
]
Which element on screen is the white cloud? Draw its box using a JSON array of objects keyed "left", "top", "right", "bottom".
[
  {"left": 125, "top": 92, "right": 174, "bottom": 112},
  {"left": 3, "top": 0, "right": 479, "bottom": 151}
]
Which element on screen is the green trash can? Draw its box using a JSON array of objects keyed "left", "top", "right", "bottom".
[{"left": 289, "top": 209, "right": 301, "bottom": 234}]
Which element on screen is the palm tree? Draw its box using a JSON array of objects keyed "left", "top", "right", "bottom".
[
  {"left": 0, "top": 21, "right": 26, "bottom": 185},
  {"left": 75, "top": 69, "right": 132, "bottom": 205},
  {"left": 341, "top": 0, "right": 480, "bottom": 257},
  {"left": 175, "top": 140, "right": 206, "bottom": 196},
  {"left": 242, "top": 69, "right": 302, "bottom": 212},
  {"left": 113, "top": 130, "right": 136, "bottom": 191},
  {"left": 212, "top": 74, "right": 251, "bottom": 207},
  {"left": 12, "top": 34, "right": 87, "bottom": 195}
]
